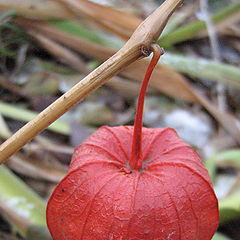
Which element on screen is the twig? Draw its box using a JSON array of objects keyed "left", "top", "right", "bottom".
[
  {"left": 200, "top": 0, "right": 226, "bottom": 112},
  {"left": 0, "top": 0, "right": 183, "bottom": 163},
  {"left": 200, "top": 0, "right": 221, "bottom": 61}
]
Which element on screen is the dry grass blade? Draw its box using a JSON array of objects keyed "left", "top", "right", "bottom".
[
  {"left": 7, "top": 153, "right": 66, "bottom": 182},
  {"left": 18, "top": 21, "right": 240, "bottom": 143},
  {"left": 193, "top": 91, "right": 240, "bottom": 144},
  {"left": 57, "top": 0, "right": 140, "bottom": 39},
  {"left": 106, "top": 76, "right": 157, "bottom": 99},
  {"left": 0, "top": 0, "right": 140, "bottom": 39},
  {"left": 58, "top": 0, "right": 140, "bottom": 31},
  {"left": 17, "top": 19, "right": 115, "bottom": 61},
  {"left": 0, "top": 76, "right": 29, "bottom": 98},
  {"left": 0, "top": 0, "right": 74, "bottom": 20},
  {"left": 0, "top": 0, "right": 184, "bottom": 163},
  {"left": 196, "top": 9, "right": 240, "bottom": 38},
  {"left": 122, "top": 60, "right": 198, "bottom": 103},
  {"left": 15, "top": 18, "right": 240, "bottom": 142},
  {"left": 2, "top": 0, "right": 238, "bottom": 42},
  {"left": 25, "top": 27, "right": 142, "bottom": 98},
  {"left": 124, "top": 63, "right": 240, "bottom": 144},
  {"left": 35, "top": 136, "right": 74, "bottom": 155},
  {"left": 219, "top": 24, "right": 240, "bottom": 38},
  {"left": 18, "top": 20, "right": 196, "bottom": 103},
  {"left": 26, "top": 29, "right": 88, "bottom": 73}
]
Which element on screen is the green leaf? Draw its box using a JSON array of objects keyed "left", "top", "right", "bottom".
[
  {"left": 205, "top": 154, "right": 217, "bottom": 182},
  {"left": 49, "top": 18, "right": 240, "bottom": 88},
  {"left": 26, "top": 225, "right": 51, "bottom": 240},
  {"left": 219, "top": 193, "right": 240, "bottom": 223},
  {"left": 212, "top": 232, "right": 233, "bottom": 240},
  {"left": 161, "top": 53, "right": 240, "bottom": 88},
  {"left": 205, "top": 149, "right": 240, "bottom": 181},
  {"left": 205, "top": 150, "right": 240, "bottom": 223},
  {"left": 0, "top": 46, "right": 15, "bottom": 57},
  {"left": 0, "top": 101, "right": 70, "bottom": 135},
  {"left": 0, "top": 166, "right": 46, "bottom": 234},
  {"left": 215, "top": 150, "right": 240, "bottom": 169},
  {"left": 158, "top": 2, "right": 240, "bottom": 47},
  {"left": 49, "top": 19, "right": 122, "bottom": 49},
  {"left": 0, "top": 114, "right": 11, "bottom": 138}
]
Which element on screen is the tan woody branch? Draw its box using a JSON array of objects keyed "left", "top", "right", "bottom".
[{"left": 0, "top": 0, "right": 183, "bottom": 163}]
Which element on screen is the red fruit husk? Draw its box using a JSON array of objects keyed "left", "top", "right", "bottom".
[{"left": 47, "top": 46, "right": 219, "bottom": 240}]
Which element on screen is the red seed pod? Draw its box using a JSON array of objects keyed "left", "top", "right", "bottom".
[{"left": 47, "top": 45, "right": 219, "bottom": 240}]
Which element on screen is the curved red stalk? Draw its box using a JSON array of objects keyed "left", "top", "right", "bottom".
[{"left": 130, "top": 45, "right": 162, "bottom": 171}]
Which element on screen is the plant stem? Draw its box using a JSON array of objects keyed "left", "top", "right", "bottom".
[
  {"left": 0, "top": 0, "right": 184, "bottom": 164},
  {"left": 130, "top": 45, "right": 162, "bottom": 171}
]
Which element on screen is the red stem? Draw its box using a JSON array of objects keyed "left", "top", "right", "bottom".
[{"left": 130, "top": 44, "right": 162, "bottom": 171}]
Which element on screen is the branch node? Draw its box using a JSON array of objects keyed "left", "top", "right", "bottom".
[{"left": 140, "top": 45, "right": 151, "bottom": 57}]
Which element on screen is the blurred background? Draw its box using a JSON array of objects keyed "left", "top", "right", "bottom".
[{"left": 0, "top": 0, "right": 239, "bottom": 239}]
